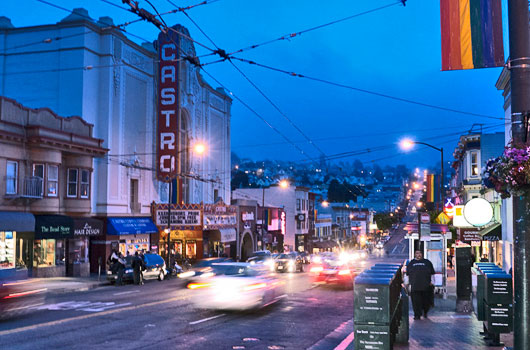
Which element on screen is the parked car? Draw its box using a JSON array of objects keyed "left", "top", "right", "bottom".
[
  {"left": 107, "top": 253, "right": 166, "bottom": 283},
  {"left": 187, "top": 262, "right": 285, "bottom": 310},
  {"left": 274, "top": 253, "right": 304, "bottom": 273},
  {"left": 310, "top": 256, "right": 354, "bottom": 289},
  {"left": 177, "top": 257, "right": 232, "bottom": 281}
]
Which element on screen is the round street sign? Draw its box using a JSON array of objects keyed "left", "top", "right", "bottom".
[{"left": 463, "top": 198, "right": 493, "bottom": 227}]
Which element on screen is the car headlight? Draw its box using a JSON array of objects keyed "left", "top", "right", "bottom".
[
  {"left": 264, "top": 260, "right": 273, "bottom": 266},
  {"left": 125, "top": 269, "right": 133, "bottom": 274},
  {"left": 313, "top": 256, "right": 322, "bottom": 263},
  {"left": 178, "top": 271, "right": 196, "bottom": 278},
  {"left": 288, "top": 261, "right": 294, "bottom": 267}
]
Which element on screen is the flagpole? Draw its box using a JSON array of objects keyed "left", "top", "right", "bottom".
[{"left": 508, "top": 0, "right": 530, "bottom": 348}]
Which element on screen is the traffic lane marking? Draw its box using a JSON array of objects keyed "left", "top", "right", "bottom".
[
  {"left": 334, "top": 331, "right": 354, "bottom": 350},
  {"left": 189, "top": 313, "right": 226, "bottom": 325},
  {"left": 113, "top": 290, "right": 141, "bottom": 296},
  {"left": 0, "top": 295, "right": 190, "bottom": 336}
]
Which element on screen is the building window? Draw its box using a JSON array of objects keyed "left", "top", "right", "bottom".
[
  {"left": 32, "top": 164, "right": 44, "bottom": 196},
  {"left": 297, "top": 199, "right": 301, "bottom": 211},
  {"left": 6, "top": 161, "right": 17, "bottom": 194},
  {"left": 33, "top": 239, "right": 56, "bottom": 267},
  {"left": 471, "top": 152, "right": 479, "bottom": 176},
  {"left": 80, "top": 169, "right": 90, "bottom": 198},
  {"left": 297, "top": 220, "right": 301, "bottom": 230},
  {"left": 47, "top": 165, "right": 58, "bottom": 197},
  {"left": 67, "top": 168, "right": 78, "bottom": 197}
]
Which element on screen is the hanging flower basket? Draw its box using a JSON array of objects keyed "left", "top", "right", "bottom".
[{"left": 483, "top": 145, "right": 530, "bottom": 198}]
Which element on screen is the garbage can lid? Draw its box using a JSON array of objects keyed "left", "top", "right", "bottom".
[{"left": 354, "top": 277, "right": 392, "bottom": 285}]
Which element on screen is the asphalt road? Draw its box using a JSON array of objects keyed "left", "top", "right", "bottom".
[{"left": 0, "top": 253, "right": 407, "bottom": 350}]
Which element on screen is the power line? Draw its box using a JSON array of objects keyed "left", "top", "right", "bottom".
[
  {"left": 167, "top": 3, "right": 328, "bottom": 159},
  {"left": 230, "top": 57, "right": 506, "bottom": 121},
  {"left": 227, "top": 1, "right": 404, "bottom": 56}
]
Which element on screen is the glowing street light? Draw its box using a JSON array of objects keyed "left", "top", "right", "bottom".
[
  {"left": 193, "top": 142, "right": 206, "bottom": 155},
  {"left": 322, "top": 200, "right": 329, "bottom": 208},
  {"left": 417, "top": 201, "right": 423, "bottom": 208},
  {"left": 279, "top": 179, "right": 289, "bottom": 189}
]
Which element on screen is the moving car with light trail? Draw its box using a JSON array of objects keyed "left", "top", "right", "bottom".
[
  {"left": 177, "top": 257, "right": 232, "bottom": 281},
  {"left": 187, "top": 262, "right": 285, "bottom": 310},
  {"left": 0, "top": 273, "right": 46, "bottom": 319},
  {"left": 310, "top": 256, "right": 354, "bottom": 289}
]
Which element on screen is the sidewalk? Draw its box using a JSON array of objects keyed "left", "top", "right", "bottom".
[
  {"left": 393, "top": 271, "right": 513, "bottom": 350},
  {"left": 26, "top": 274, "right": 109, "bottom": 295}
]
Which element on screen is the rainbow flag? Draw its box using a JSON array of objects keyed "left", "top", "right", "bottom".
[
  {"left": 426, "top": 174, "right": 435, "bottom": 203},
  {"left": 440, "top": 0, "right": 504, "bottom": 70}
]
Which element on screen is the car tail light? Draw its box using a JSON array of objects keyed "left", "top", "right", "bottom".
[
  {"left": 2, "top": 288, "right": 47, "bottom": 299},
  {"left": 338, "top": 269, "right": 351, "bottom": 276},
  {"left": 187, "top": 282, "right": 211, "bottom": 290},
  {"left": 310, "top": 266, "right": 323, "bottom": 273},
  {"left": 243, "top": 283, "right": 267, "bottom": 292}
]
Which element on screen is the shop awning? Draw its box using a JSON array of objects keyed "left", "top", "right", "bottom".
[
  {"left": 107, "top": 217, "right": 158, "bottom": 236},
  {"left": 220, "top": 228, "right": 236, "bottom": 243},
  {"left": 73, "top": 218, "right": 104, "bottom": 236},
  {"left": 35, "top": 215, "right": 74, "bottom": 239},
  {"left": 0, "top": 212, "right": 35, "bottom": 231},
  {"left": 481, "top": 223, "right": 502, "bottom": 241}
]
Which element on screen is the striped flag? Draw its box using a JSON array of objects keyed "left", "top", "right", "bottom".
[
  {"left": 426, "top": 174, "right": 435, "bottom": 202},
  {"left": 440, "top": 0, "right": 504, "bottom": 70}
]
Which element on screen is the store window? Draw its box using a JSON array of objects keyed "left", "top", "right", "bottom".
[
  {"left": 47, "top": 165, "right": 58, "bottom": 197},
  {"left": 68, "top": 238, "right": 88, "bottom": 263},
  {"left": 34, "top": 239, "right": 56, "bottom": 267},
  {"left": 6, "top": 161, "right": 17, "bottom": 194},
  {"left": 56, "top": 240, "right": 66, "bottom": 265},
  {"left": 33, "top": 163, "right": 44, "bottom": 196},
  {"left": 80, "top": 169, "right": 90, "bottom": 198},
  {"left": 186, "top": 241, "right": 197, "bottom": 259},
  {"left": 67, "top": 169, "right": 78, "bottom": 197},
  {"left": 0, "top": 231, "right": 15, "bottom": 269}
]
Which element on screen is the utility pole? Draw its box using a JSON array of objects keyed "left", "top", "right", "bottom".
[{"left": 507, "top": 0, "right": 530, "bottom": 348}]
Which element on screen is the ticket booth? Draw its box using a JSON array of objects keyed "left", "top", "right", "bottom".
[{"left": 404, "top": 223, "right": 450, "bottom": 296}]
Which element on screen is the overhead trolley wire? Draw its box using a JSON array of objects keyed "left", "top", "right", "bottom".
[
  {"left": 230, "top": 57, "right": 506, "bottom": 121},
  {"left": 227, "top": 1, "right": 404, "bottom": 56}
]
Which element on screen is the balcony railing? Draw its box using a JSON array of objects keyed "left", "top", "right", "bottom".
[{"left": 21, "top": 176, "right": 43, "bottom": 198}]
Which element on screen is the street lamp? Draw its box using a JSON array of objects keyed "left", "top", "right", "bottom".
[
  {"left": 400, "top": 138, "right": 444, "bottom": 210},
  {"left": 165, "top": 142, "right": 206, "bottom": 270}
]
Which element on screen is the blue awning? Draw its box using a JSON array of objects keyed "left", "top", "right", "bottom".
[
  {"left": 0, "top": 212, "right": 35, "bottom": 231},
  {"left": 107, "top": 217, "right": 158, "bottom": 236}
]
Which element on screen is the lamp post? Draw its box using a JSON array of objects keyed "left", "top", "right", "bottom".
[
  {"left": 400, "top": 139, "right": 444, "bottom": 211},
  {"left": 400, "top": 138, "right": 446, "bottom": 297},
  {"left": 164, "top": 142, "right": 206, "bottom": 270}
]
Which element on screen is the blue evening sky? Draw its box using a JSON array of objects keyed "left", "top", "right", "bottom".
[{"left": 1, "top": 0, "right": 509, "bottom": 169}]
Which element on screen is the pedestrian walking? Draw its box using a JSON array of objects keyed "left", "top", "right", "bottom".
[
  {"left": 132, "top": 251, "right": 144, "bottom": 285},
  {"left": 116, "top": 252, "right": 126, "bottom": 286},
  {"left": 407, "top": 250, "right": 435, "bottom": 320}
]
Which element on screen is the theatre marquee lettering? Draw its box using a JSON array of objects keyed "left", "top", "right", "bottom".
[{"left": 156, "top": 209, "right": 201, "bottom": 226}]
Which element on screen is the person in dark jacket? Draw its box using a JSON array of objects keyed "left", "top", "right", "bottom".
[
  {"left": 132, "top": 252, "right": 144, "bottom": 285},
  {"left": 116, "top": 253, "right": 126, "bottom": 286},
  {"left": 407, "top": 250, "right": 435, "bottom": 320}
]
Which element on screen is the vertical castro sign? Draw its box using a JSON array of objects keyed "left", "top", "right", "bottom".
[{"left": 157, "top": 30, "right": 180, "bottom": 181}]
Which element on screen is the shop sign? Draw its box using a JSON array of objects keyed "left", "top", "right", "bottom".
[
  {"left": 220, "top": 228, "right": 236, "bottom": 243},
  {"left": 170, "top": 230, "right": 202, "bottom": 241},
  {"left": 281, "top": 211, "right": 286, "bottom": 235},
  {"left": 242, "top": 212, "right": 255, "bottom": 221},
  {"left": 296, "top": 213, "right": 306, "bottom": 222},
  {"left": 35, "top": 215, "right": 74, "bottom": 239},
  {"left": 203, "top": 203, "right": 237, "bottom": 229},
  {"left": 73, "top": 219, "right": 103, "bottom": 236},
  {"left": 156, "top": 29, "right": 180, "bottom": 181},
  {"left": 460, "top": 228, "right": 481, "bottom": 242},
  {"left": 464, "top": 198, "right": 493, "bottom": 227},
  {"left": 156, "top": 209, "right": 201, "bottom": 227}
]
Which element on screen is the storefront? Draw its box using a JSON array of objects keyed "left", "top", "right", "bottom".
[
  {"left": 107, "top": 217, "right": 158, "bottom": 256},
  {"left": 69, "top": 218, "right": 103, "bottom": 277},
  {"left": 480, "top": 223, "right": 502, "bottom": 265},
  {"left": 153, "top": 203, "right": 203, "bottom": 263},
  {"left": 0, "top": 212, "right": 35, "bottom": 278},
  {"left": 34, "top": 215, "right": 74, "bottom": 277},
  {"left": 203, "top": 202, "right": 237, "bottom": 258}
]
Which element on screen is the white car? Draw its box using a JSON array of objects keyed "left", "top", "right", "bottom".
[{"left": 187, "top": 262, "right": 285, "bottom": 311}]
